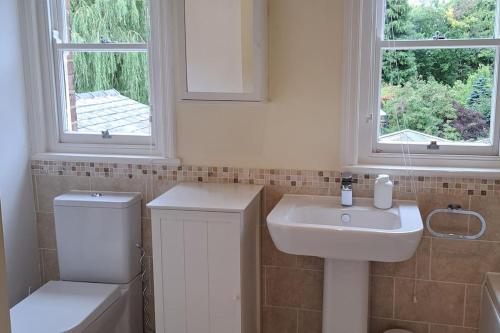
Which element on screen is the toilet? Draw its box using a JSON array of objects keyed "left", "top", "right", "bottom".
[
  {"left": 10, "top": 191, "right": 143, "bottom": 333},
  {"left": 480, "top": 272, "right": 500, "bottom": 332}
]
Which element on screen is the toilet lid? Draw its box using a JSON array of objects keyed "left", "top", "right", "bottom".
[{"left": 10, "top": 280, "right": 120, "bottom": 333}]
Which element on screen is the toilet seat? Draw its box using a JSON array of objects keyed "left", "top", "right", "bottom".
[{"left": 10, "top": 280, "right": 120, "bottom": 333}]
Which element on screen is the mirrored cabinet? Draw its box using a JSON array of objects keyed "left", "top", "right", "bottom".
[{"left": 177, "top": 0, "right": 267, "bottom": 101}]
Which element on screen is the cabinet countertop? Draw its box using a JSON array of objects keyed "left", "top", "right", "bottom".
[{"left": 147, "top": 182, "right": 263, "bottom": 212}]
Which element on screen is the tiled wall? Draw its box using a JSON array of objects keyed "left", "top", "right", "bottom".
[{"left": 31, "top": 160, "right": 500, "bottom": 333}]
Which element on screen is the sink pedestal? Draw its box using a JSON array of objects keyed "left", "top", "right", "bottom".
[{"left": 323, "top": 259, "right": 369, "bottom": 333}]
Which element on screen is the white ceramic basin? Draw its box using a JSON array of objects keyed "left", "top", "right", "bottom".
[
  {"left": 267, "top": 194, "right": 423, "bottom": 262},
  {"left": 267, "top": 194, "right": 424, "bottom": 333}
]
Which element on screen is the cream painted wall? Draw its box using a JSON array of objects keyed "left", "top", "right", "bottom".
[
  {"left": 0, "top": 0, "right": 41, "bottom": 306},
  {"left": 0, "top": 205, "right": 11, "bottom": 333},
  {"left": 176, "top": 0, "right": 344, "bottom": 170}
]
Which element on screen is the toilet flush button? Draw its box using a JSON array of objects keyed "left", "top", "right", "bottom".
[{"left": 341, "top": 213, "right": 351, "bottom": 224}]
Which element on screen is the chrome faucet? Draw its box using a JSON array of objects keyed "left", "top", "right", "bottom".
[{"left": 341, "top": 172, "right": 353, "bottom": 206}]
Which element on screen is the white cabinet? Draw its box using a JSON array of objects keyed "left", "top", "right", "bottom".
[{"left": 148, "top": 183, "right": 262, "bottom": 333}]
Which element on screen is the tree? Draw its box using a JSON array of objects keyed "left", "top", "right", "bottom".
[
  {"left": 382, "top": 0, "right": 495, "bottom": 86},
  {"left": 452, "top": 64, "right": 493, "bottom": 121},
  {"left": 383, "top": 0, "right": 417, "bottom": 85},
  {"left": 451, "top": 101, "right": 489, "bottom": 141},
  {"left": 381, "top": 78, "right": 461, "bottom": 140},
  {"left": 414, "top": 48, "right": 494, "bottom": 86},
  {"left": 70, "top": 0, "right": 150, "bottom": 104}
]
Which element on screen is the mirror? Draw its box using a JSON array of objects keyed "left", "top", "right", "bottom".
[{"left": 178, "top": 0, "right": 267, "bottom": 101}]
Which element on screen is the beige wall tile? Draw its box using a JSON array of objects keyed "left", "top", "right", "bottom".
[
  {"left": 470, "top": 196, "right": 500, "bottom": 241},
  {"left": 143, "top": 292, "right": 155, "bottom": 332},
  {"left": 298, "top": 310, "right": 322, "bottom": 333},
  {"left": 394, "top": 279, "right": 465, "bottom": 325},
  {"left": 266, "top": 266, "right": 323, "bottom": 310},
  {"left": 264, "top": 186, "right": 287, "bottom": 217},
  {"left": 429, "top": 324, "right": 478, "bottom": 333},
  {"left": 36, "top": 212, "right": 56, "bottom": 250},
  {"left": 141, "top": 218, "right": 152, "bottom": 257},
  {"left": 431, "top": 239, "right": 500, "bottom": 284},
  {"left": 142, "top": 256, "right": 154, "bottom": 297},
  {"left": 152, "top": 179, "right": 176, "bottom": 199},
  {"left": 261, "top": 268, "right": 266, "bottom": 305},
  {"left": 32, "top": 175, "right": 39, "bottom": 211},
  {"left": 371, "top": 276, "right": 394, "bottom": 318},
  {"left": 465, "top": 284, "right": 481, "bottom": 328},
  {"left": 90, "top": 176, "right": 150, "bottom": 218},
  {"left": 371, "top": 259, "right": 415, "bottom": 279},
  {"left": 296, "top": 255, "right": 324, "bottom": 270},
  {"left": 35, "top": 176, "right": 90, "bottom": 212},
  {"left": 32, "top": 167, "right": 500, "bottom": 330},
  {"left": 369, "top": 317, "right": 429, "bottom": 333},
  {"left": 371, "top": 237, "right": 431, "bottom": 280},
  {"left": 415, "top": 237, "right": 431, "bottom": 280},
  {"left": 261, "top": 224, "right": 297, "bottom": 267},
  {"left": 262, "top": 306, "right": 297, "bottom": 333},
  {"left": 41, "top": 249, "right": 59, "bottom": 284}
]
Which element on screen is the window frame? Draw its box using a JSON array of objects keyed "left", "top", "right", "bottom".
[
  {"left": 22, "top": 0, "right": 174, "bottom": 158},
  {"left": 342, "top": 0, "right": 500, "bottom": 169}
]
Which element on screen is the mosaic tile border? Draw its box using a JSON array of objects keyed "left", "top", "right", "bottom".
[{"left": 31, "top": 159, "right": 500, "bottom": 197}]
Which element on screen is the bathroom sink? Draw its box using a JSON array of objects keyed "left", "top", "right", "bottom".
[
  {"left": 267, "top": 194, "right": 424, "bottom": 333},
  {"left": 267, "top": 194, "right": 423, "bottom": 262}
]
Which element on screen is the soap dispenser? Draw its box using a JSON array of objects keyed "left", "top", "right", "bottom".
[{"left": 374, "top": 174, "right": 393, "bottom": 209}]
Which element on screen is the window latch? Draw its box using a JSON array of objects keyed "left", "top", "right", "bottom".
[
  {"left": 101, "top": 130, "right": 112, "bottom": 139},
  {"left": 52, "top": 30, "right": 62, "bottom": 44},
  {"left": 427, "top": 141, "right": 439, "bottom": 150}
]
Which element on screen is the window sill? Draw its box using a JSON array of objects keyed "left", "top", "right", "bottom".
[
  {"left": 345, "top": 164, "right": 500, "bottom": 178},
  {"left": 31, "top": 152, "right": 181, "bottom": 166}
]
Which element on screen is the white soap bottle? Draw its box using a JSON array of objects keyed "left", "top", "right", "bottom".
[{"left": 374, "top": 174, "right": 393, "bottom": 209}]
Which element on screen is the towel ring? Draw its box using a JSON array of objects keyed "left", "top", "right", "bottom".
[{"left": 426, "top": 204, "right": 486, "bottom": 240}]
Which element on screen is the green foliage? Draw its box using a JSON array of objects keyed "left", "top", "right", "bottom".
[
  {"left": 462, "top": 65, "right": 493, "bottom": 120},
  {"left": 413, "top": 48, "right": 494, "bottom": 86},
  {"left": 70, "top": 0, "right": 149, "bottom": 104},
  {"left": 383, "top": 0, "right": 417, "bottom": 84},
  {"left": 446, "top": 0, "right": 496, "bottom": 39},
  {"left": 381, "top": 78, "right": 460, "bottom": 140},
  {"left": 385, "top": 0, "right": 413, "bottom": 39},
  {"left": 382, "top": 50, "right": 417, "bottom": 85},
  {"left": 381, "top": 0, "right": 495, "bottom": 142}
]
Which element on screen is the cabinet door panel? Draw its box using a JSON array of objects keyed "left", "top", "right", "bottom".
[
  {"left": 208, "top": 220, "right": 241, "bottom": 333},
  {"left": 184, "top": 220, "right": 210, "bottom": 333},
  {"left": 163, "top": 218, "right": 186, "bottom": 333},
  {"left": 154, "top": 210, "right": 243, "bottom": 333}
]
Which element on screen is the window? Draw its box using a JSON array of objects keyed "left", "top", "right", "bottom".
[
  {"left": 30, "top": 0, "right": 173, "bottom": 157},
  {"left": 344, "top": 0, "right": 500, "bottom": 168}
]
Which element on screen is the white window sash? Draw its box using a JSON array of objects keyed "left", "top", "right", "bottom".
[
  {"left": 342, "top": 0, "right": 500, "bottom": 168},
  {"left": 366, "top": 0, "right": 500, "bottom": 156},
  {"left": 48, "top": 0, "right": 161, "bottom": 150}
]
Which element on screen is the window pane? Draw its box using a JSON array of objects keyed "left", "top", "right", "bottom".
[
  {"left": 63, "top": 51, "right": 151, "bottom": 136},
  {"left": 384, "top": 0, "right": 496, "bottom": 40},
  {"left": 66, "top": 0, "right": 150, "bottom": 43},
  {"left": 379, "top": 48, "right": 495, "bottom": 144}
]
